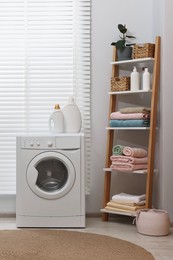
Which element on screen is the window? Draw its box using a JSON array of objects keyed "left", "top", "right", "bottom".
[{"left": 0, "top": 0, "right": 91, "bottom": 195}]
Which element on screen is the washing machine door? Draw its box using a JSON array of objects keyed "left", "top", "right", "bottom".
[{"left": 26, "top": 151, "right": 75, "bottom": 200}]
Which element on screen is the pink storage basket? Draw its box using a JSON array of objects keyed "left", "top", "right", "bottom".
[{"left": 136, "top": 209, "right": 170, "bottom": 236}]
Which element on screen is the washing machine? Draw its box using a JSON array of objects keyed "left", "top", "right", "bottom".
[{"left": 16, "top": 133, "right": 85, "bottom": 228}]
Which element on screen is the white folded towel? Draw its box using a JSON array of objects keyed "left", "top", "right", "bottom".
[{"left": 112, "top": 192, "right": 146, "bottom": 204}]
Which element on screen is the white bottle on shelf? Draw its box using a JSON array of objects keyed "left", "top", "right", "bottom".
[
  {"left": 143, "top": 67, "right": 151, "bottom": 91},
  {"left": 130, "top": 66, "right": 140, "bottom": 91},
  {"left": 62, "top": 96, "right": 82, "bottom": 133},
  {"left": 49, "top": 104, "right": 64, "bottom": 133}
]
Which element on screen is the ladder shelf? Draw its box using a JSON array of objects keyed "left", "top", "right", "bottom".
[{"left": 102, "top": 36, "right": 161, "bottom": 221}]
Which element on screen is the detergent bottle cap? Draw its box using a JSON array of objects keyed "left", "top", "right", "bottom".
[{"left": 54, "top": 104, "right": 60, "bottom": 110}]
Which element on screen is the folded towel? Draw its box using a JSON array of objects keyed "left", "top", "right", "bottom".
[
  {"left": 106, "top": 201, "right": 146, "bottom": 211},
  {"left": 110, "top": 163, "right": 148, "bottom": 172},
  {"left": 110, "top": 111, "right": 150, "bottom": 120},
  {"left": 105, "top": 206, "right": 144, "bottom": 214},
  {"left": 110, "top": 155, "right": 148, "bottom": 164},
  {"left": 112, "top": 145, "right": 125, "bottom": 155},
  {"left": 120, "top": 107, "right": 151, "bottom": 114},
  {"left": 112, "top": 193, "right": 146, "bottom": 203},
  {"left": 109, "top": 119, "right": 150, "bottom": 127},
  {"left": 108, "top": 200, "right": 146, "bottom": 206},
  {"left": 123, "top": 146, "right": 147, "bottom": 157}
]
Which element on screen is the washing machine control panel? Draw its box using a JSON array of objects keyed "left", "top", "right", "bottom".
[{"left": 21, "top": 137, "right": 56, "bottom": 149}]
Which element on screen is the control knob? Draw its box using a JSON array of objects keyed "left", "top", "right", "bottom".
[
  {"left": 47, "top": 141, "right": 53, "bottom": 147},
  {"left": 30, "top": 141, "right": 34, "bottom": 147}
]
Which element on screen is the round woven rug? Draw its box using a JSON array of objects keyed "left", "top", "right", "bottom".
[{"left": 0, "top": 230, "right": 154, "bottom": 260}]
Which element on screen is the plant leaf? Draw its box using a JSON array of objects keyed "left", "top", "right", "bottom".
[
  {"left": 126, "top": 35, "right": 136, "bottom": 39},
  {"left": 115, "top": 39, "right": 125, "bottom": 49},
  {"left": 118, "top": 24, "right": 127, "bottom": 34},
  {"left": 126, "top": 43, "right": 135, "bottom": 46}
]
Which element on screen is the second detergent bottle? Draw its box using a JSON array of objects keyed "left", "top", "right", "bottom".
[{"left": 62, "top": 96, "right": 82, "bottom": 133}]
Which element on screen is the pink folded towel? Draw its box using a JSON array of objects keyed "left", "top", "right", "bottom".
[
  {"left": 110, "top": 111, "right": 150, "bottom": 120},
  {"left": 110, "top": 163, "right": 148, "bottom": 172},
  {"left": 123, "top": 146, "right": 147, "bottom": 158},
  {"left": 110, "top": 155, "right": 148, "bottom": 164}
]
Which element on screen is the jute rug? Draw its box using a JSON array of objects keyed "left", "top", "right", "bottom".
[{"left": 0, "top": 230, "right": 154, "bottom": 260}]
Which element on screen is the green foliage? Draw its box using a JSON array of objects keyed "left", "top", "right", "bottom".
[{"left": 111, "top": 24, "right": 135, "bottom": 49}]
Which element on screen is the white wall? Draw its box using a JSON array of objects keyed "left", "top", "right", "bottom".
[
  {"left": 2, "top": 0, "right": 173, "bottom": 221},
  {"left": 159, "top": 0, "right": 173, "bottom": 220},
  {"left": 0, "top": 195, "right": 16, "bottom": 214},
  {"left": 0, "top": 0, "right": 154, "bottom": 215},
  {"left": 149, "top": 0, "right": 173, "bottom": 221},
  {"left": 87, "top": 0, "right": 154, "bottom": 213},
  {"left": 88, "top": 0, "right": 173, "bottom": 222}
]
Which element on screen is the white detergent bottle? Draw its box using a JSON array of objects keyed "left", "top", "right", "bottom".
[
  {"left": 143, "top": 67, "right": 151, "bottom": 91},
  {"left": 62, "top": 96, "right": 82, "bottom": 133},
  {"left": 49, "top": 104, "right": 64, "bottom": 133},
  {"left": 130, "top": 66, "right": 140, "bottom": 91}
]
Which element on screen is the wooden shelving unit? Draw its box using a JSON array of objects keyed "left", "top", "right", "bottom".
[{"left": 101, "top": 36, "right": 161, "bottom": 221}]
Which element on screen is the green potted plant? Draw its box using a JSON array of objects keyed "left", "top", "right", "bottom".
[{"left": 111, "top": 24, "right": 136, "bottom": 60}]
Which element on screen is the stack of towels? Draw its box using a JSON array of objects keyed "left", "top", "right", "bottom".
[
  {"left": 105, "top": 192, "right": 146, "bottom": 214},
  {"left": 110, "top": 145, "right": 148, "bottom": 172},
  {"left": 109, "top": 106, "right": 150, "bottom": 127}
]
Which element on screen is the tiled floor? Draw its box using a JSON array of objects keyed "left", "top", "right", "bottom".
[{"left": 0, "top": 217, "right": 172, "bottom": 260}]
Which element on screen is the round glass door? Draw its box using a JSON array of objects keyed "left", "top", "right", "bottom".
[
  {"left": 27, "top": 152, "right": 75, "bottom": 200},
  {"left": 35, "top": 158, "right": 68, "bottom": 192}
]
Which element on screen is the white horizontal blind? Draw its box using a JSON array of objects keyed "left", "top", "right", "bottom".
[
  {"left": 0, "top": 0, "right": 25, "bottom": 194},
  {"left": 73, "top": 0, "right": 91, "bottom": 194},
  {"left": 0, "top": 0, "right": 91, "bottom": 194}
]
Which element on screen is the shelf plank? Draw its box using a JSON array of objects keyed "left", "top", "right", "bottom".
[
  {"left": 103, "top": 168, "right": 147, "bottom": 174},
  {"left": 103, "top": 168, "right": 158, "bottom": 174},
  {"left": 110, "top": 58, "right": 154, "bottom": 71},
  {"left": 100, "top": 208, "right": 137, "bottom": 217},
  {"left": 108, "top": 90, "right": 152, "bottom": 95},
  {"left": 106, "top": 127, "right": 150, "bottom": 130},
  {"left": 110, "top": 57, "right": 154, "bottom": 65}
]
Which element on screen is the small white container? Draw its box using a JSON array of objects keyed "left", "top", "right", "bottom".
[
  {"left": 130, "top": 66, "right": 140, "bottom": 91},
  {"left": 62, "top": 97, "right": 82, "bottom": 133},
  {"left": 143, "top": 67, "right": 151, "bottom": 91},
  {"left": 49, "top": 104, "right": 64, "bottom": 133}
]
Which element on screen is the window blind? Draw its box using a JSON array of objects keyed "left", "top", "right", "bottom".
[{"left": 0, "top": 0, "right": 91, "bottom": 195}]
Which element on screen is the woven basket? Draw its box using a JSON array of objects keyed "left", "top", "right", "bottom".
[
  {"left": 110, "top": 76, "right": 130, "bottom": 92},
  {"left": 133, "top": 43, "right": 155, "bottom": 59}
]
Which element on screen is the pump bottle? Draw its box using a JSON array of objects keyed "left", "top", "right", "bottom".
[
  {"left": 130, "top": 67, "right": 140, "bottom": 91},
  {"left": 143, "top": 67, "right": 151, "bottom": 91}
]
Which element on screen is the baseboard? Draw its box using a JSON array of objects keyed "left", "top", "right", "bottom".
[
  {"left": 0, "top": 213, "right": 16, "bottom": 218},
  {"left": 0, "top": 213, "right": 173, "bottom": 227},
  {"left": 86, "top": 213, "right": 101, "bottom": 218}
]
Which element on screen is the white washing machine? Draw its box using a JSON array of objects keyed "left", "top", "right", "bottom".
[{"left": 16, "top": 133, "right": 85, "bottom": 228}]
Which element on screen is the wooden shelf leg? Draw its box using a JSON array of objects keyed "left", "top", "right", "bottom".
[
  {"left": 146, "top": 36, "right": 161, "bottom": 208},
  {"left": 102, "top": 171, "right": 111, "bottom": 221}
]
